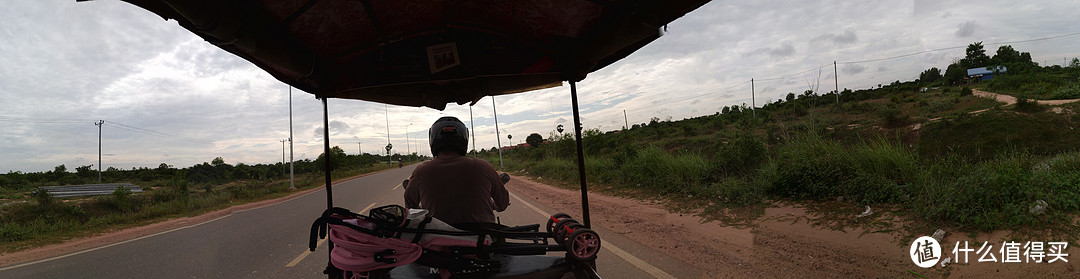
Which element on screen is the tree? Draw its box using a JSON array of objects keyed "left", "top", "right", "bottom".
[
  {"left": 526, "top": 133, "right": 543, "bottom": 147},
  {"left": 961, "top": 42, "right": 990, "bottom": 68},
  {"left": 211, "top": 157, "right": 225, "bottom": 166},
  {"left": 991, "top": 45, "right": 1021, "bottom": 65},
  {"left": 943, "top": 63, "right": 966, "bottom": 85},
  {"left": 52, "top": 164, "right": 68, "bottom": 184},
  {"left": 919, "top": 67, "right": 942, "bottom": 83},
  {"left": 1071, "top": 58, "right": 1080, "bottom": 68},
  {"left": 721, "top": 106, "right": 730, "bottom": 114},
  {"left": 785, "top": 93, "right": 796, "bottom": 102},
  {"left": 315, "top": 146, "right": 348, "bottom": 171},
  {"left": 75, "top": 165, "right": 95, "bottom": 178}
]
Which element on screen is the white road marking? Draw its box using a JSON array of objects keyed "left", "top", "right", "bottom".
[
  {"left": 0, "top": 214, "right": 231, "bottom": 272},
  {"left": 286, "top": 202, "right": 376, "bottom": 267},
  {"left": 507, "top": 191, "right": 676, "bottom": 279}
]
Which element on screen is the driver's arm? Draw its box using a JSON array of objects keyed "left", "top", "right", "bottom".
[
  {"left": 489, "top": 170, "right": 510, "bottom": 212},
  {"left": 404, "top": 175, "right": 421, "bottom": 208}
]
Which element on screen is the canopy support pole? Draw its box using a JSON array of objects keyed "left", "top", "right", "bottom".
[
  {"left": 322, "top": 97, "right": 335, "bottom": 210},
  {"left": 321, "top": 97, "right": 335, "bottom": 261},
  {"left": 569, "top": 81, "right": 592, "bottom": 228}
]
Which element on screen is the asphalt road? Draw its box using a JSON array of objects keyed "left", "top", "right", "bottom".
[{"left": 0, "top": 164, "right": 702, "bottom": 278}]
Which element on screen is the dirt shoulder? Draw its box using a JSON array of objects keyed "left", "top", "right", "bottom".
[{"left": 506, "top": 176, "right": 1079, "bottom": 278}]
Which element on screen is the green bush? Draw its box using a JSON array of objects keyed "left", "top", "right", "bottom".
[
  {"left": 1014, "top": 97, "right": 1044, "bottom": 113},
  {"left": 32, "top": 189, "right": 55, "bottom": 207},
  {"left": 621, "top": 145, "right": 710, "bottom": 194},
  {"left": 714, "top": 178, "right": 764, "bottom": 206},
  {"left": 763, "top": 134, "right": 918, "bottom": 203},
  {"left": 960, "top": 87, "right": 973, "bottom": 96},
  {"left": 877, "top": 106, "right": 908, "bottom": 128},
  {"left": 713, "top": 134, "right": 767, "bottom": 175},
  {"left": 110, "top": 186, "right": 134, "bottom": 211},
  {"left": 1049, "top": 83, "right": 1080, "bottom": 99}
]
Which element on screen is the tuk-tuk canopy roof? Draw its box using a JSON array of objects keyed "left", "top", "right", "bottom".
[{"left": 110, "top": 0, "right": 709, "bottom": 110}]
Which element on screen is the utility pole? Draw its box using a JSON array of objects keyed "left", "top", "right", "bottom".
[
  {"left": 385, "top": 104, "right": 391, "bottom": 164},
  {"left": 358, "top": 141, "right": 362, "bottom": 154},
  {"left": 834, "top": 61, "right": 839, "bottom": 105},
  {"left": 288, "top": 86, "right": 295, "bottom": 190},
  {"left": 492, "top": 96, "right": 503, "bottom": 169},
  {"left": 623, "top": 110, "right": 628, "bottom": 130},
  {"left": 95, "top": 120, "right": 104, "bottom": 183},
  {"left": 750, "top": 78, "right": 756, "bottom": 118},
  {"left": 280, "top": 139, "right": 287, "bottom": 175},
  {"left": 405, "top": 123, "right": 412, "bottom": 162}
]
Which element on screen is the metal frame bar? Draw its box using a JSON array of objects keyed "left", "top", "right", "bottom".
[{"left": 569, "top": 81, "right": 592, "bottom": 228}]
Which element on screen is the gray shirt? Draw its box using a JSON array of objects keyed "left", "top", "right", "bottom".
[{"left": 404, "top": 155, "right": 509, "bottom": 224}]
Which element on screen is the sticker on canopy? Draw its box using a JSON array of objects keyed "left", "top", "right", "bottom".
[{"left": 427, "top": 42, "right": 460, "bottom": 74}]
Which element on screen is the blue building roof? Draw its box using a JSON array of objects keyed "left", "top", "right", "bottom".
[{"left": 967, "top": 66, "right": 1007, "bottom": 76}]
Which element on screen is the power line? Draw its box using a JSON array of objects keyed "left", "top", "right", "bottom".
[
  {"left": 0, "top": 115, "right": 214, "bottom": 144},
  {"left": 104, "top": 121, "right": 215, "bottom": 144},
  {"left": 839, "top": 31, "right": 1080, "bottom": 65},
  {"left": 0, "top": 115, "right": 92, "bottom": 124}
]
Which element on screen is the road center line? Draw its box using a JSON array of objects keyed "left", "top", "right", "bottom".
[
  {"left": 507, "top": 191, "right": 676, "bottom": 279},
  {"left": 287, "top": 202, "right": 377, "bottom": 267}
]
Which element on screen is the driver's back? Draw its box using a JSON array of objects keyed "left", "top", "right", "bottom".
[{"left": 404, "top": 155, "right": 509, "bottom": 224}]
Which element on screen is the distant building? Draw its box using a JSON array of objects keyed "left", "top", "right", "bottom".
[{"left": 967, "top": 66, "right": 1007, "bottom": 81}]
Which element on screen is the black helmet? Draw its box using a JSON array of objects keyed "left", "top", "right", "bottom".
[{"left": 429, "top": 116, "right": 469, "bottom": 156}]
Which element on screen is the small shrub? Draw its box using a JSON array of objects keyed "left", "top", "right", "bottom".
[
  {"left": 713, "top": 135, "right": 767, "bottom": 174},
  {"left": 0, "top": 222, "right": 32, "bottom": 242},
  {"left": 621, "top": 146, "right": 710, "bottom": 194},
  {"left": 110, "top": 186, "right": 134, "bottom": 211},
  {"left": 1014, "top": 97, "right": 1044, "bottom": 113},
  {"left": 32, "top": 189, "right": 55, "bottom": 207},
  {"left": 1049, "top": 83, "right": 1080, "bottom": 99},
  {"left": 960, "top": 87, "right": 973, "bottom": 96},
  {"left": 914, "top": 98, "right": 929, "bottom": 108},
  {"left": 715, "top": 179, "right": 764, "bottom": 206},
  {"left": 877, "top": 106, "right": 908, "bottom": 128}
]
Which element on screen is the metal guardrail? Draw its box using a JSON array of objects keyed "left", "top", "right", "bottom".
[{"left": 36, "top": 183, "right": 144, "bottom": 198}]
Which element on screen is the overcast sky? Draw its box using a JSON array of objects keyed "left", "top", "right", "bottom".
[{"left": 2, "top": 0, "right": 1079, "bottom": 173}]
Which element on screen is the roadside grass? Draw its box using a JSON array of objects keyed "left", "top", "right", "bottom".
[
  {"left": 918, "top": 108, "right": 1080, "bottom": 162},
  {"left": 488, "top": 89, "right": 1080, "bottom": 242},
  {"left": 0, "top": 164, "right": 392, "bottom": 253},
  {"left": 988, "top": 71, "right": 1080, "bottom": 100}
]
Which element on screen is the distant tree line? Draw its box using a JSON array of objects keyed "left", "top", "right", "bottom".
[{"left": 0, "top": 147, "right": 418, "bottom": 193}]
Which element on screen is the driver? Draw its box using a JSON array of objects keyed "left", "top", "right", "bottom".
[{"left": 404, "top": 116, "right": 509, "bottom": 225}]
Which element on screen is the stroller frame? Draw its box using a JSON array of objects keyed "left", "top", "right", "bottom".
[{"left": 310, "top": 205, "right": 601, "bottom": 278}]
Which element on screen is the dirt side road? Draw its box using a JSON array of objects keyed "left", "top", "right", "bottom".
[
  {"left": 507, "top": 177, "right": 1079, "bottom": 278},
  {"left": 973, "top": 89, "right": 1080, "bottom": 106}
]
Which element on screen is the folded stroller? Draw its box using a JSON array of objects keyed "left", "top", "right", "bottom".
[{"left": 309, "top": 205, "right": 601, "bottom": 279}]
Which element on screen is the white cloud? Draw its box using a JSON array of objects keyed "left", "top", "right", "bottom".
[{"left": 2, "top": 0, "right": 1080, "bottom": 172}]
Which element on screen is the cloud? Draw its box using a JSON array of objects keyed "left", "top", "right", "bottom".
[
  {"left": 955, "top": 20, "right": 977, "bottom": 37},
  {"left": 842, "top": 64, "right": 867, "bottom": 75},
  {"left": 747, "top": 41, "right": 796, "bottom": 58},
  {"left": 811, "top": 30, "right": 857, "bottom": 46},
  {"left": 329, "top": 120, "right": 351, "bottom": 134}
]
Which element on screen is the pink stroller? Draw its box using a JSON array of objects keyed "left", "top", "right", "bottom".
[{"left": 309, "top": 205, "right": 601, "bottom": 279}]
